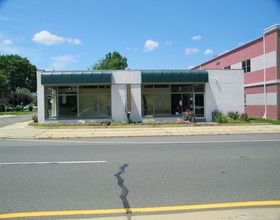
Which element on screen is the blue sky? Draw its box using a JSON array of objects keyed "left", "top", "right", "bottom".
[{"left": 0, "top": 0, "right": 279, "bottom": 70}]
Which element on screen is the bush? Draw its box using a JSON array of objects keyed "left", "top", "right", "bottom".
[
  {"left": 215, "top": 114, "right": 228, "bottom": 123},
  {"left": 212, "top": 110, "right": 228, "bottom": 123},
  {"left": 28, "top": 104, "right": 33, "bottom": 111},
  {"left": 227, "top": 111, "right": 240, "bottom": 120},
  {"left": 240, "top": 113, "right": 249, "bottom": 121},
  {"left": 182, "top": 109, "right": 193, "bottom": 121},
  {"left": 15, "top": 105, "right": 22, "bottom": 112},
  {"left": 32, "top": 113, "right": 38, "bottom": 123},
  {"left": 212, "top": 109, "right": 222, "bottom": 122}
]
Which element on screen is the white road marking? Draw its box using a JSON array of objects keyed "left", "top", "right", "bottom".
[
  {"left": 2, "top": 138, "right": 280, "bottom": 146},
  {"left": 0, "top": 161, "right": 107, "bottom": 166}
]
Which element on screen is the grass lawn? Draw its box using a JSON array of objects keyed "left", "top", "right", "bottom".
[
  {"left": 0, "top": 111, "right": 34, "bottom": 116},
  {"left": 249, "top": 118, "right": 280, "bottom": 125}
]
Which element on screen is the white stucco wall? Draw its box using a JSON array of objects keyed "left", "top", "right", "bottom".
[
  {"left": 111, "top": 84, "right": 127, "bottom": 122},
  {"left": 130, "top": 84, "right": 142, "bottom": 122},
  {"left": 205, "top": 69, "right": 244, "bottom": 121},
  {"left": 111, "top": 71, "right": 142, "bottom": 122},
  {"left": 37, "top": 70, "right": 45, "bottom": 123}
]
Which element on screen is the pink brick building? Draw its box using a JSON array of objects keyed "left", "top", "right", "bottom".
[{"left": 193, "top": 24, "right": 280, "bottom": 120}]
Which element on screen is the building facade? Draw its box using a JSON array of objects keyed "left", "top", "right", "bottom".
[
  {"left": 37, "top": 69, "right": 244, "bottom": 123},
  {"left": 193, "top": 24, "right": 280, "bottom": 120}
]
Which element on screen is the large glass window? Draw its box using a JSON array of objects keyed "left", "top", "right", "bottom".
[
  {"left": 142, "top": 84, "right": 205, "bottom": 118},
  {"left": 195, "top": 94, "right": 204, "bottom": 117},
  {"left": 79, "top": 86, "right": 98, "bottom": 118},
  {"left": 44, "top": 85, "right": 111, "bottom": 119},
  {"left": 45, "top": 87, "right": 57, "bottom": 118},
  {"left": 142, "top": 94, "right": 153, "bottom": 116},
  {"left": 58, "top": 86, "right": 77, "bottom": 118},
  {"left": 154, "top": 94, "right": 171, "bottom": 115},
  {"left": 78, "top": 85, "right": 111, "bottom": 118}
]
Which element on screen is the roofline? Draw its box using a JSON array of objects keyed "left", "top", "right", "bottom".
[
  {"left": 192, "top": 24, "right": 280, "bottom": 70},
  {"left": 39, "top": 69, "right": 205, "bottom": 73},
  {"left": 264, "top": 24, "right": 280, "bottom": 34}
]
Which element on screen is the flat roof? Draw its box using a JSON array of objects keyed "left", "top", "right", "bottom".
[
  {"left": 40, "top": 70, "right": 209, "bottom": 85},
  {"left": 41, "top": 71, "right": 112, "bottom": 84},
  {"left": 141, "top": 70, "right": 208, "bottom": 83}
]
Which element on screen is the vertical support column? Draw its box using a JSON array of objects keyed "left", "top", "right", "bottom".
[
  {"left": 111, "top": 70, "right": 142, "bottom": 122},
  {"left": 36, "top": 70, "right": 45, "bottom": 123},
  {"left": 130, "top": 84, "right": 142, "bottom": 122},
  {"left": 111, "top": 84, "right": 127, "bottom": 122}
]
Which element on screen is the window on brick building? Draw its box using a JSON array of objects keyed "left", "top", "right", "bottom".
[
  {"left": 242, "top": 59, "right": 251, "bottom": 73},
  {"left": 224, "top": 66, "right": 231, "bottom": 69}
]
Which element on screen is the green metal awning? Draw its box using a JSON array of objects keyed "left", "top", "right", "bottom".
[
  {"left": 41, "top": 71, "right": 112, "bottom": 85},
  {"left": 141, "top": 70, "right": 208, "bottom": 83}
]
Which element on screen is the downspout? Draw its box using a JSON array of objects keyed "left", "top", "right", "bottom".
[{"left": 263, "top": 34, "right": 267, "bottom": 119}]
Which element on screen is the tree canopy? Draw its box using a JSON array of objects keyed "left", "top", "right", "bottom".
[
  {"left": 90, "top": 51, "right": 128, "bottom": 70},
  {"left": 0, "top": 55, "right": 37, "bottom": 97}
]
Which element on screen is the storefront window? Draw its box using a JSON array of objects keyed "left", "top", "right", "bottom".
[
  {"left": 45, "top": 85, "right": 111, "bottom": 119},
  {"left": 142, "top": 94, "right": 153, "bottom": 116},
  {"left": 45, "top": 87, "right": 57, "bottom": 118},
  {"left": 58, "top": 95, "right": 77, "bottom": 118},
  {"left": 154, "top": 93, "right": 171, "bottom": 115},
  {"left": 78, "top": 85, "right": 111, "bottom": 118},
  {"left": 58, "top": 86, "right": 77, "bottom": 118},
  {"left": 194, "top": 84, "right": 205, "bottom": 92},
  {"left": 194, "top": 94, "right": 204, "bottom": 117},
  {"left": 142, "top": 84, "right": 205, "bottom": 118}
]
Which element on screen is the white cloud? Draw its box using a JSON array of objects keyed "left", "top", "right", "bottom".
[
  {"left": 185, "top": 48, "right": 199, "bottom": 55},
  {"left": 204, "top": 49, "right": 213, "bottom": 55},
  {"left": 125, "top": 47, "right": 139, "bottom": 51},
  {"left": 144, "top": 39, "right": 159, "bottom": 51},
  {"left": 192, "top": 35, "right": 202, "bottom": 40},
  {"left": 165, "top": 41, "right": 172, "bottom": 46},
  {"left": 67, "top": 38, "right": 81, "bottom": 45},
  {"left": 51, "top": 55, "right": 78, "bottom": 69},
  {"left": 32, "top": 30, "right": 81, "bottom": 46},
  {"left": 2, "top": 39, "right": 13, "bottom": 45},
  {"left": 0, "top": 39, "right": 18, "bottom": 54}
]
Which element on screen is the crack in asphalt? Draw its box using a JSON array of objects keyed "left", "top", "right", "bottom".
[{"left": 114, "top": 163, "right": 132, "bottom": 219}]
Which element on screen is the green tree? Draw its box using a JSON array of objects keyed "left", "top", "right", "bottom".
[
  {"left": 90, "top": 51, "right": 128, "bottom": 70},
  {"left": 0, "top": 71, "right": 9, "bottom": 110},
  {"left": 6, "top": 89, "right": 33, "bottom": 109},
  {"left": 0, "top": 55, "right": 37, "bottom": 93},
  {"left": 0, "top": 71, "right": 9, "bottom": 98}
]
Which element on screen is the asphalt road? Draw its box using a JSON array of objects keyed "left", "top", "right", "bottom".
[
  {"left": 0, "top": 134, "right": 280, "bottom": 219},
  {"left": 0, "top": 114, "right": 32, "bottom": 127}
]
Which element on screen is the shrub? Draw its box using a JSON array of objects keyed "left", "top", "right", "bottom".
[
  {"left": 240, "top": 113, "right": 249, "bottom": 121},
  {"left": 101, "top": 120, "right": 111, "bottom": 126},
  {"left": 15, "top": 105, "right": 22, "bottom": 112},
  {"left": 215, "top": 114, "right": 228, "bottom": 123},
  {"left": 212, "top": 109, "right": 222, "bottom": 122},
  {"left": 227, "top": 111, "right": 240, "bottom": 120},
  {"left": 212, "top": 110, "right": 228, "bottom": 123},
  {"left": 182, "top": 109, "right": 193, "bottom": 121},
  {"left": 32, "top": 113, "right": 38, "bottom": 123},
  {"left": 28, "top": 104, "right": 33, "bottom": 111}
]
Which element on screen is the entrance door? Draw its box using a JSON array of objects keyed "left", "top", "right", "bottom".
[
  {"left": 171, "top": 94, "right": 181, "bottom": 115},
  {"left": 182, "top": 94, "right": 193, "bottom": 112},
  {"left": 171, "top": 93, "right": 194, "bottom": 115}
]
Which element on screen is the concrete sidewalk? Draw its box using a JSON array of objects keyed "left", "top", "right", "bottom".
[
  {"left": 66, "top": 208, "right": 280, "bottom": 220},
  {"left": 1, "top": 120, "right": 280, "bottom": 139}
]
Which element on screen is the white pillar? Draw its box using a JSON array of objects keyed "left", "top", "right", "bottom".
[{"left": 36, "top": 70, "right": 45, "bottom": 123}]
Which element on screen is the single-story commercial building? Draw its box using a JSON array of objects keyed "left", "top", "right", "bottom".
[{"left": 37, "top": 69, "right": 244, "bottom": 123}]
